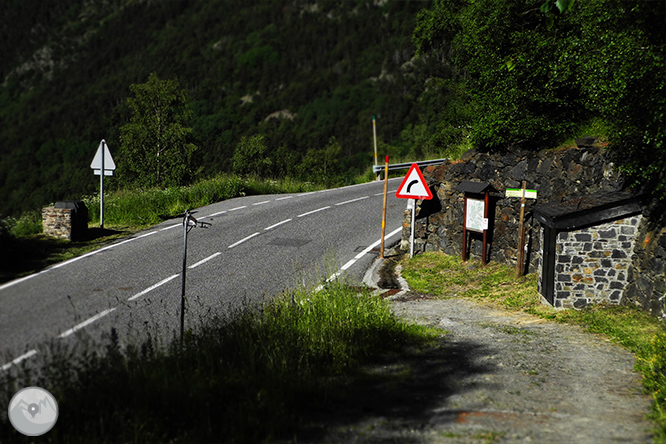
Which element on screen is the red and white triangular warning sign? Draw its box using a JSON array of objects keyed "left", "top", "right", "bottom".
[{"left": 395, "top": 163, "right": 433, "bottom": 200}]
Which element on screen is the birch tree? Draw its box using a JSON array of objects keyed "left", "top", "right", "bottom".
[{"left": 119, "top": 73, "right": 197, "bottom": 188}]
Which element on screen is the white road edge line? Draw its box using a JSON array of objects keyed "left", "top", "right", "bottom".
[
  {"left": 58, "top": 308, "right": 117, "bottom": 338},
  {"left": 228, "top": 232, "right": 260, "bottom": 249},
  {"left": 276, "top": 196, "right": 294, "bottom": 201},
  {"left": 315, "top": 226, "right": 403, "bottom": 291},
  {"left": 253, "top": 201, "right": 270, "bottom": 206},
  {"left": 265, "top": 219, "right": 292, "bottom": 231},
  {"left": 51, "top": 231, "right": 159, "bottom": 270},
  {"left": 189, "top": 252, "right": 222, "bottom": 269},
  {"left": 297, "top": 206, "right": 331, "bottom": 218},
  {"left": 229, "top": 206, "right": 247, "bottom": 211},
  {"left": 161, "top": 224, "right": 180, "bottom": 231},
  {"left": 335, "top": 196, "right": 369, "bottom": 206},
  {"left": 128, "top": 274, "right": 180, "bottom": 301},
  {"left": 1, "top": 349, "right": 38, "bottom": 371}
]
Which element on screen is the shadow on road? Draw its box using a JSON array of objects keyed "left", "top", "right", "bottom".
[{"left": 293, "top": 335, "right": 495, "bottom": 443}]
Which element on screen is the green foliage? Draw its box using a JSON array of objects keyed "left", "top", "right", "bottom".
[
  {"left": 0, "top": 282, "right": 433, "bottom": 442},
  {"left": 119, "top": 73, "right": 198, "bottom": 188},
  {"left": 231, "top": 134, "right": 272, "bottom": 178},
  {"left": 298, "top": 136, "right": 343, "bottom": 186},
  {"left": 413, "top": 0, "right": 665, "bottom": 195},
  {"left": 637, "top": 332, "right": 666, "bottom": 440}
]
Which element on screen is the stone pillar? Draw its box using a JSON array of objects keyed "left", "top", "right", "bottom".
[{"left": 42, "top": 207, "right": 74, "bottom": 240}]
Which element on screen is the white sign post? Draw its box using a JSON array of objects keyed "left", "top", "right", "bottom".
[
  {"left": 395, "top": 163, "right": 433, "bottom": 257},
  {"left": 90, "top": 140, "right": 116, "bottom": 228}
]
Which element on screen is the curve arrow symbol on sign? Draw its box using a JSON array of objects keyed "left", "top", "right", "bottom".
[{"left": 406, "top": 180, "right": 419, "bottom": 193}]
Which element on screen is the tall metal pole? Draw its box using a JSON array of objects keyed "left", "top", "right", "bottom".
[
  {"left": 100, "top": 140, "right": 105, "bottom": 228},
  {"left": 410, "top": 199, "right": 416, "bottom": 258},
  {"left": 380, "top": 155, "right": 389, "bottom": 258},
  {"left": 181, "top": 210, "right": 189, "bottom": 346}
]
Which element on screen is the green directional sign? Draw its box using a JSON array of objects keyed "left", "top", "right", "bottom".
[{"left": 506, "top": 188, "right": 537, "bottom": 199}]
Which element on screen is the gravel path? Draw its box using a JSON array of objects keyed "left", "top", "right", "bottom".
[{"left": 292, "top": 261, "right": 655, "bottom": 444}]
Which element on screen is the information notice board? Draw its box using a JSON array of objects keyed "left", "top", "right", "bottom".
[{"left": 465, "top": 198, "right": 488, "bottom": 232}]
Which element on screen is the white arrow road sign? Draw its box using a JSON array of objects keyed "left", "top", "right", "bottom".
[
  {"left": 395, "top": 163, "right": 433, "bottom": 200},
  {"left": 90, "top": 140, "right": 116, "bottom": 176}
]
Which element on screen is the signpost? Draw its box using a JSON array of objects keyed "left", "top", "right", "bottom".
[
  {"left": 180, "top": 210, "right": 210, "bottom": 346},
  {"left": 507, "top": 181, "right": 537, "bottom": 277},
  {"left": 395, "top": 163, "right": 433, "bottom": 257},
  {"left": 90, "top": 140, "right": 116, "bottom": 228},
  {"left": 380, "top": 155, "right": 389, "bottom": 258}
]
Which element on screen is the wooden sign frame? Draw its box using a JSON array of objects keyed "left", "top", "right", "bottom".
[{"left": 461, "top": 189, "right": 491, "bottom": 266}]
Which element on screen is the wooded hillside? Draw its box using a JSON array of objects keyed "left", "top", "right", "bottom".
[{"left": 1, "top": 0, "right": 663, "bottom": 217}]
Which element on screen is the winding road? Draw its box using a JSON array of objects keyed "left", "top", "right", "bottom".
[{"left": 0, "top": 178, "right": 406, "bottom": 371}]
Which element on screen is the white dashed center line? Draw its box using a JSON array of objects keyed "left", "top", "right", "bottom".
[
  {"left": 228, "top": 232, "right": 260, "bottom": 249},
  {"left": 128, "top": 274, "right": 180, "bottom": 301},
  {"left": 58, "top": 308, "right": 117, "bottom": 338},
  {"left": 297, "top": 206, "right": 330, "bottom": 218},
  {"left": 189, "top": 252, "right": 222, "bottom": 269},
  {"left": 1, "top": 350, "right": 38, "bottom": 371},
  {"left": 335, "top": 196, "right": 369, "bottom": 206},
  {"left": 265, "top": 219, "right": 292, "bottom": 231}
]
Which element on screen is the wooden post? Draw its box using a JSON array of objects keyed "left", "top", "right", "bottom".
[
  {"left": 380, "top": 155, "right": 389, "bottom": 258},
  {"left": 462, "top": 196, "right": 468, "bottom": 262},
  {"left": 482, "top": 190, "right": 489, "bottom": 266},
  {"left": 516, "top": 180, "right": 527, "bottom": 278}
]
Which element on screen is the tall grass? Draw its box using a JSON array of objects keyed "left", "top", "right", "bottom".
[
  {"left": 83, "top": 174, "right": 325, "bottom": 228},
  {"left": 0, "top": 282, "right": 432, "bottom": 443}
]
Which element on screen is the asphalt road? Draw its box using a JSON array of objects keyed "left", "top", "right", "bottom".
[{"left": 0, "top": 178, "right": 406, "bottom": 371}]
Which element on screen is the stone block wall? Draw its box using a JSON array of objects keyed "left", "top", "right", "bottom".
[
  {"left": 543, "top": 216, "right": 642, "bottom": 309},
  {"left": 42, "top": 207, "right": 74, "bottom": 240}
]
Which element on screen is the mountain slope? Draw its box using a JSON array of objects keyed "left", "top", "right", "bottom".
[{"left": 0, "top": 0, "right": 437, "bottom": 216}]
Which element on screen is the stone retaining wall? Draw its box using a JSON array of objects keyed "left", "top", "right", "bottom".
[{"left": 403, "top": 142, "right": 623, "bottom": 272}]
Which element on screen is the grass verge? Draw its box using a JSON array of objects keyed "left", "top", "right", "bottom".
[
  {"left": 401, "top": 251, "right": 666, "bottom": 441},
  {"left": 0, "top": 175, "right": 325, "bottom": 283},
  {"left": 0, "top": 282, "right": 435, "bottom": 443}
]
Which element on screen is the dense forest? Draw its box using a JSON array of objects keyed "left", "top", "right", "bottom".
[{"left": 1, "top": 0, "right": 663, "bottom": 217}]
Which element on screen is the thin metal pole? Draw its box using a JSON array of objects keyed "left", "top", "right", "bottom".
[
  {"left": 410, "top": 199, "right": 416, "bottom": 258},
  {"left": 380, "top": 155, "right": 389, "bottom": 258},
  {"left": 180, "top": 210, "right": 188, "bottom": 346},
  {"left": 100, "top": 140, "right": 104, "bottom": 229}
]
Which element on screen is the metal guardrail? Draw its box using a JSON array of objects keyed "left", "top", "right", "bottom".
[{"left": 372, "top": 158, "right": 448, "bottom": 175}]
